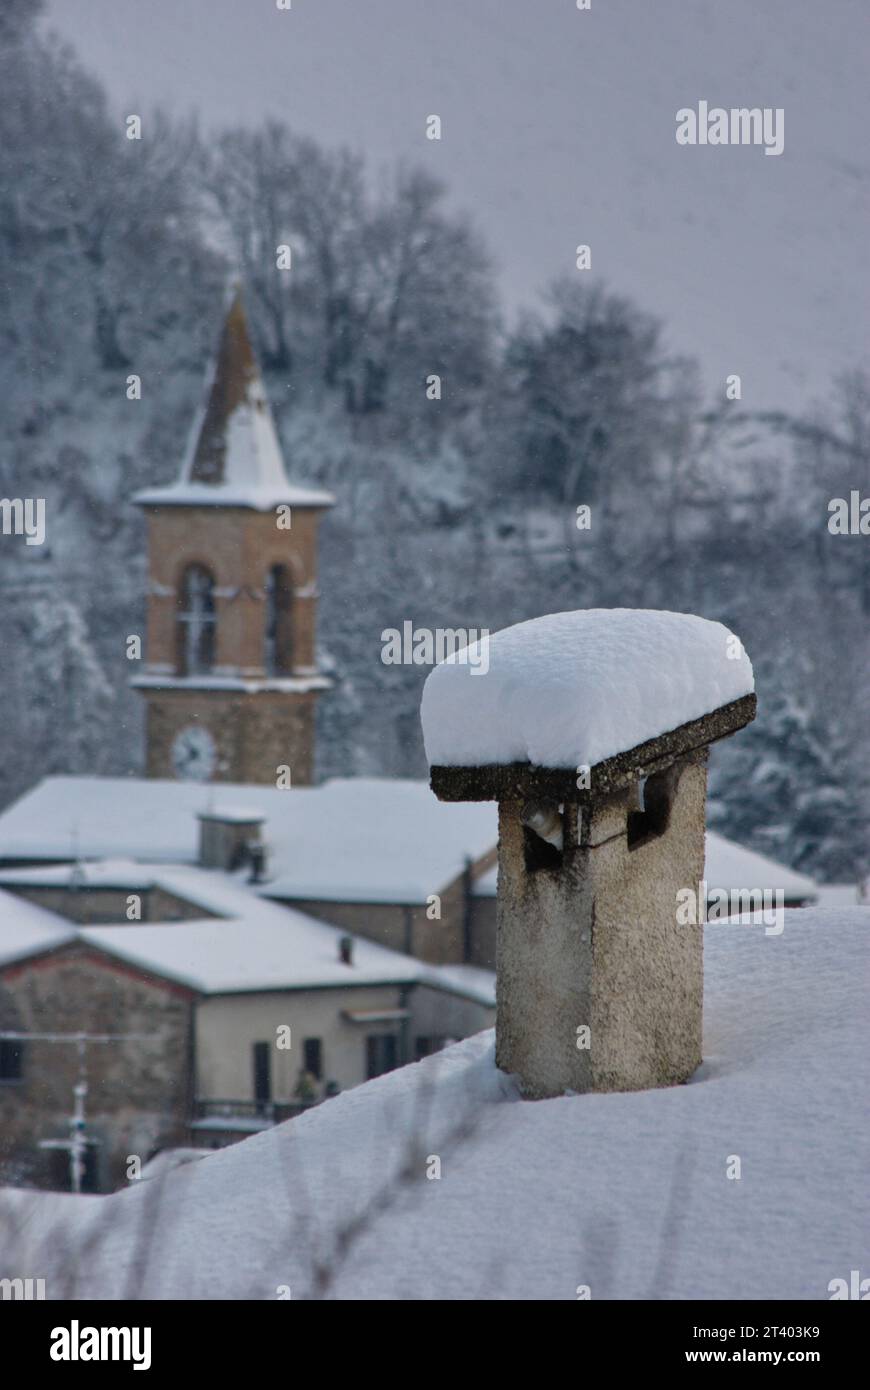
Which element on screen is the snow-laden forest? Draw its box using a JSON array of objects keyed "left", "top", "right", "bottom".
[{"left": 0, "top": 0, "right": 867, "bottom": 880}]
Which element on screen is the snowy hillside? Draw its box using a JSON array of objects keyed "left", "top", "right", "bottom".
[
  {"left": 0, "top": 5, "right": 866, "bottom": 882},
  {"left": 4, "top": 907, "right": 867, "bottom": 1300}
]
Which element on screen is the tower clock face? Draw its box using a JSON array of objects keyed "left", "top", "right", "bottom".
[{"left": 171, "top": 726, "right": 217, "bottom": 782}]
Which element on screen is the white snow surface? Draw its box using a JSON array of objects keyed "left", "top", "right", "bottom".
[
  {"left": 815, "top": 884, "right": 867, "bottom": 909},
  {"left": 0, "top": 889, "right": 75, "bottom": 967},
  {"left": 4, "top": 907, "right": 866, "bottom": 1301},
  {"left": 421, "top": 608, "right": 754, "bottom": 769},
  {"left": 0, "top": 859, "right": 156, "bottom": 891}
]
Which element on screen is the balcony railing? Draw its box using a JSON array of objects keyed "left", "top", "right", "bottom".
[{"left": 193, "top": 1098, "right": 318, "bottom": 1127}]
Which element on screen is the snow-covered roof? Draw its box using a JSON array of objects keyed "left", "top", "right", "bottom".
[
  {"left": 6, "top": 906, "right": 866, "bottom": 1300},
  {"left": 702, "top": 829, "right": 816, "bottom": 902},
  {"left": 0, "top": 863, "right": 495, "bottom": 1004},
  {"left": 419, "top": 963, "right": 496, "bottom": 1008},
  {"left": 133, "top": 290, "right": 334, "bottom": 513},
  {"left": 421, "top": 608, "right": 755, "bottom": 769},
  {"left": 472, "top": 828, "right": 817, "bottom": 903},
  {"left": 0, "top": 889, "right": 75, "bottom": 967},
  {"left": 80, "top": 914, "right": 422, "bottom": 995},
  {"left": 0, "top": 859, "right": 157, "bottom": 892},
  {"left": 0, "top": 776, "right": 497, "bottom": 903}
]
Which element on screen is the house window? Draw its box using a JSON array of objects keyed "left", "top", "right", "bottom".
[
  {"left": 176, "top": 564, "right": 216, "bottom": 676},
  {"left": 0, "top": 1038, "right": 23, "bottom": 1083},
  {"left": 303, "top": 1038, "right": 322, "bottom": 1081},
  {"left": 264, "top": 564, "right": 294, "bottom": 675},
  {"left": 366, "top": 1034, "right": 398, "bottom": 1080},
  {"left": 252, "top": 1041, "right": 271, "bottom": 1107}
]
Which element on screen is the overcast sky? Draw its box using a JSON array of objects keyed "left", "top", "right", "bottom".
[{"left": 45, "top": 0, "right": 869, "bottom": 413}]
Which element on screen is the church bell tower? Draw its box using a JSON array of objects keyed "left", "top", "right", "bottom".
[{"left": 132, "top": 289, "right": 334, "bottom": 786}]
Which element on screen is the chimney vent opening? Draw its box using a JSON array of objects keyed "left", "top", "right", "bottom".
[
  {"left": 626, "top": 764, "right": 680, "bottom": 851},
  {"left": 521, "top": 801, "right": 564, "bottom": 873}
]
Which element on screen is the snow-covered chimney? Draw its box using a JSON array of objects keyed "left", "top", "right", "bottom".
[
  {"left": 197, "top": 807, "right": 265, "bottom": 872},
  {"left": 422, "top": 609, "right": 756, "bottom": 1099}
]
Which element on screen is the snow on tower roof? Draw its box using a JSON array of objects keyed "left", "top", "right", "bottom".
[
  {"left": 133, "top": 288, "right": 334, "bottom": 512},
  {"left": 422, "top": 608, "right": 755, "bottom": 773}
]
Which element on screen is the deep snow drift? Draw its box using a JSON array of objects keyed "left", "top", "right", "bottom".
[
  {"left": 421, "top": 609, "right": 754, "bottom": 770},
  {"left": 1, "top": 907, "right": 866, "bottom": 1301}
]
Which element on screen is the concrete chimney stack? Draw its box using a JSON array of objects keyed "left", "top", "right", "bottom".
[{"left": 422, "top": 609, "right": 756, "bottom": 1099}]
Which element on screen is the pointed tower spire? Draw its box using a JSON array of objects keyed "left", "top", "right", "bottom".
[
  {"left": 132, "top": 285, "right": 333, "bottom": 785},
  {"left": 134, "top": 287, "right": 334, "bottom": 511},
  {"left": 188, "top": 285, "right": 260, "bottom": 486}
]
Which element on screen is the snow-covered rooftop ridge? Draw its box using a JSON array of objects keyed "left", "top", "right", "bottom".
[
  {"left": 421, "top": 608, "right": 755, "bottom": 770},
  {"left": 133, "top": 289, "right": 334, "bottom": 513},
  {"left": 0, "top": 859, "right": 156, "bottom": 891},
  {"left": 0, "top": 776, "right": 497, "bottom": 904},
  {"left": 6, "top": 907, "right": 866, "bottom": 1299}
]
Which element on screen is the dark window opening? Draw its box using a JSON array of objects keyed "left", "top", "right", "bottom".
[
  {"left": 264, "top": 564, "right": 294, "bottom": 675},
  {"left": 252, "top": 1040, "right": 271, "bottom": 1106},
  {"left": 627, "top": 765, "right": 679, "bottom": 851},
  {"left": 366, "top": 1034, "right": 398, "bottom": 1080},
  {"left": 0, "top": 1038, "right": 23, "bottom": 1082},
  {"left": 176, "top": 564, "right": 216, "bottom": 676},
  {"left": 303, "top": 1038, "right": 322, "bottom": 1081},
  {"left": 415, "top": 1036, "right": 446, "bottom": 1061}
]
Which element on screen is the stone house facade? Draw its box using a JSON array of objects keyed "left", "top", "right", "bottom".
[{"left": 0, "top": 941, "right": 194, "bottom": 1192}]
